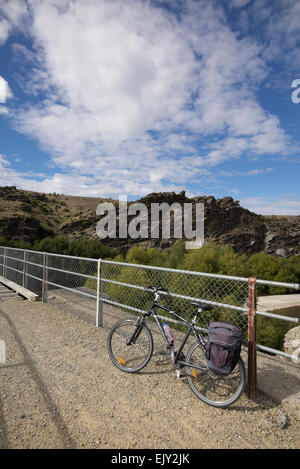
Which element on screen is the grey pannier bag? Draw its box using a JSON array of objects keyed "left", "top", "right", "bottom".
[{"left": 205, "top": 322, "right": 243, "bottom": 376}]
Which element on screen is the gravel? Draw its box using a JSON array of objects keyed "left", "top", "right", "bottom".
[{"left": 0, "top": 296, "right": 299, "bottom": 449}]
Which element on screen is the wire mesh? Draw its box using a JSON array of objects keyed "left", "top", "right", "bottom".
[
  {"left": 1, "top": 245, "right": 299, "bottom": 359},
  {"left": 1, "top": 244, "right": 299, "bottom": 368},
  {"left": 0, "top": 246, "right": 5, "bottom": 275},
  {"left": 46, "top": 253, "right": 98, "bottom": 297},
  {"left": 3, "top": 247, "right": 24, "bottom": 286},
  {"left": 101, "top": 261, "right": 249, "bottom": 334},
  {"left": 25, "top": 250, "right": 44, "bottom": 295}
]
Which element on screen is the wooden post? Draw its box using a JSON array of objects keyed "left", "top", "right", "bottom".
[
  {"left": 96, "top": 259, "right": 103, "bottom": 327},
  {"left": 248, "top": 276, "right": 257, "bottom": 400}
]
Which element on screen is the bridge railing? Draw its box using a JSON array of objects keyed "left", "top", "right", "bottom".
[{"left": 0, "top": 245, "right": 299, "bottom": 400}]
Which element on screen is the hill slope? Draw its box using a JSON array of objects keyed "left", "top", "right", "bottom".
[{"left": 0, "top": 186, "right": 299, "bottom": 257}]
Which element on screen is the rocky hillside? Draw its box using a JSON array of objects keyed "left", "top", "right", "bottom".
[
  {"left": 0, "top": 186, "right": 105, "bottom": 244},
  {"left": 0, "top": 186, "right": 299, "bottom": 257}
]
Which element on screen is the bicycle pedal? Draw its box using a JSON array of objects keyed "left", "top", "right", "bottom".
[{"left": 175, "top": 369, "right": 181, "bottom": 379}]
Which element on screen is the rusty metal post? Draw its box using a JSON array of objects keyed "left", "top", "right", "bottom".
[{"left": 248, "top": 276, "right": 257, "bottom": 400}]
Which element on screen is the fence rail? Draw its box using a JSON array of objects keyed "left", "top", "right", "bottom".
[{"left": 0, "top": 245, "right": 299, "bottom": 401}]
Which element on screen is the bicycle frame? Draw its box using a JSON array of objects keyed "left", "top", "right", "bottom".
[
  {"left": 145, "top": 297, "right": 207, "bottom": 370},
  {"left": 108, "top": 289, "right": 246, "bottom": 408}
]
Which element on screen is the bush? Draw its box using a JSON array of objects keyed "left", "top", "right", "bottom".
[
  {"left": 256, "top": 306, "right": 300, "bottom": 352},
  {"left": 181, "top": 243, "right": 249, "bottom": 276},
  {"left": 32, "top": 236, "right": 118, "bottom": 259},
  {"left": 126, "top": 246, "right": 168, "bottom": 267},
  {"left": 247, "top": 252, "right": 300, "bottom": 295}
]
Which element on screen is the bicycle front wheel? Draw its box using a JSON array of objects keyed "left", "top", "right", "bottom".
[
  {"left": 107, "top": 318, "right": 154, "bottom": 373},
  {"left": 185, "top": 341, "right": 246, "bottom": 408}
]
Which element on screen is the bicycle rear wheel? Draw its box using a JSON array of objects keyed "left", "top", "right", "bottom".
[
  {"left": 107, "top": 318, "right": 153, "bottom": 373},
  {"left": 185, "top": 341, "right": 246, "bottom": 408}
]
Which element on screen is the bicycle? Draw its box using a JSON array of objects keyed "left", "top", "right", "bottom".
[{"left": 107, "top": 285, "right": 246, "bottom": 408}]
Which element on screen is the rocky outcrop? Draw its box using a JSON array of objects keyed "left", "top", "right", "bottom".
[
  {"left": 138, "top": 190, "right": 189, "bottom": 207},
  {"left": 69, "top": 192, "right": 267, "bottom": 255},
  {"left": 283, "top": 326, "right": 300, "bottom": 364},
  {"left": 263, "top": 216, "right": 300, "bottom": 257},
  {"left": 129, "top": 193, "right": 266, "bottom": 255},
  {"left": 0, "top": 186, "right": 299, "bottom": 257},
  {"left": 195, "top": 195, "right": 266, "bottom": 255}
]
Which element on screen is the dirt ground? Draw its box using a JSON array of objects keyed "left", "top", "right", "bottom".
[{"left": 0, "top": 294, "right": 300, "bottom": 450}]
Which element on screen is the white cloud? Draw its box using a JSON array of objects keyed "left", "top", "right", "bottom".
[
  {"left": 0, "top": 0, "right": 294, "bottom": 198},
  {"left": 0, "top": 17, "right": 10, "bottom": 44},
  {"left": 241, "top": 196, "right": 300, "bottom": 215},
  {"left": 0, "top": 75, "right": 13, "bottom": 114},
  {"left": 0, "top": 153, "right": 10, "bottom": 166},
  {"left": 248, "top": 0, "right": 300, "bottom": 72},
  {"left": 0, "top": 0, "right": 28, "bottom": 45},
  {"left": 218, "top": 167, "right": 274, "bottom": 177},
  {"left": 229, "top": 0, "right": 251, "bottom": 9},
  {"left": 229, "top": 188, "right": 240, "bottom": 196},
  {"left": 0, "top": 76, "right": 13, "bottom": 102}
]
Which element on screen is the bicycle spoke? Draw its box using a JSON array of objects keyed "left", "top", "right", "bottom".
[
  {"left": 108, "top": 318, "right": 153, "bottom": 372},
  {"left": 185, "top": 341, "right": 245, "bottom": 407}
]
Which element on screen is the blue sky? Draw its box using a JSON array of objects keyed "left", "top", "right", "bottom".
[{"left": 0, "top": 0, "right": 300, "bottom": 214}]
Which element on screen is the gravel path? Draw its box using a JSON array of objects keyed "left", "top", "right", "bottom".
[{"left": 0, "top": 296, "right": 299, "bottom": 449}]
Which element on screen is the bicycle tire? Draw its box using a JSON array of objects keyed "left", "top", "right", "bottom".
[
  {"left": 185, "top": 340, "right": 246, "bottom": 408},
  {"left": 107, "top": 318, "right": 154, "bottom": 373}
]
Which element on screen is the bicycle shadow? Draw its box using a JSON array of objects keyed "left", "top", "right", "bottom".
[
  {"left": 0, "top": 307, "right": 76, "bottom": 449},
  {"left": 178, "top": 375, "right": 279, "bottom": 413},
  {"left": 256, "top": 357, "right": 300, "bottom": 402},
  {"left": 120, "top": 351, "right": 175, "bottom": 376}
]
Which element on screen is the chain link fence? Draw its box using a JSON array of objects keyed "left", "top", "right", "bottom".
[
  {"left": 46, "top": 253, "right": 98, "bottom": 297},
  {"left": 101, "top": 260, "right": 250, "bottom": 334},
  {"left": 25, "top": 250, "right": 44, "bottom": 296},
  {"left": 1, "top": 247, "right": 25, "bottom": 286},
  {"left": 0, "top": 246, "right": 299, "bottom": 361},
  {"left": 1, "top": 245, "right": 300, "bottom": 399}
]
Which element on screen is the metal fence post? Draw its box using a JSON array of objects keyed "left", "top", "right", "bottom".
[
  {"left": 45, "top": 253, "right": 48, "bottom": 302},
  {"left": 2, "top": 247, "right": 6, "bottom": 277},
  {"left": 248, "top": 276, "right": 257, "bottom": 400},
  {"left": 96, "top": 258, "right": 103, "bottom": 327},
  {"left": 22, "top": 250, "right": 27, "bottom": 288},
  {"left": 42, "top": 252, "right": 48, "bottom": 302},
  {"left": 4, "top": 247, "right": 7, "bottom": 278}
]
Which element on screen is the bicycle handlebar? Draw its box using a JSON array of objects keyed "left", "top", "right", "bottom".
[{"left": 145, "top": 285, "right": 169, "bottom": 295}]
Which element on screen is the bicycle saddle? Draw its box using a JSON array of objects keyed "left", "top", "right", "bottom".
[{"left": 190, "top": 301, "right": 213, "bottom": 311}]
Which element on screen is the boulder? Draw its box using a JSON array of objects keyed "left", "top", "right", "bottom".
[{"left": 283, "top": 326, "right": 300, "bottom": 364}]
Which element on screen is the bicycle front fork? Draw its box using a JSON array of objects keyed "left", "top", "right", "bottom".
[{"left": 126, "top": 317, "right": 145, "bottom": 345}]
